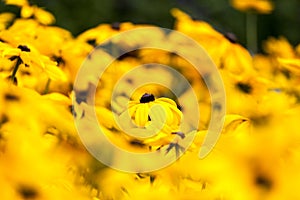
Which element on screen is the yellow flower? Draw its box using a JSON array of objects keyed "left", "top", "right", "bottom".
[
  {"left": 77, "top": 22, "right": 138, "bottom": 47},
  {"left": 129, "top": 84, "right": 171, "bottom": 103},
  {"left": 0, "top": 81, "right": 92, "bottom": 200},
  {"left": 56, "top": 39, "right": 92, "bottom": 84},
  {"left": 21, "top": 5, "right": 55, "bottom": 25},
  {"left": 4, "top": 0, "right": 28, "bottom": 6},
  {"left": 253, "top": 54, "right": 275, "bottom": 77},
  {"left": 277, "top": 57, "right": 300, "bottom": 75},
  {"left": 4, "top": 0, "right": 55, "bottom": 25},
  {"left": 117, "top": 93, "right": 183, "bottom": 149},
  {"left": 296, "top": 44, "right": 300, "bottom": 56},
  {"left": 0, "top": 19, "right": 40, "bottom": 47},
  {"left": 0, "top": 13, "right": 15, "bottom": 31},
  {"left": 221, "top": 70, "right": 270, "bottom": 117},
  {"left": 230, "top": 0, "right": 274, "bottom": 14},
  {"left": 221, "top": 40, "right": 256, "bottom": 75},
  {"left": 171, "top": 8, "right": 227, "bottom": 67},
  {"left": 171, "top": 8, "right": 255, "bottom": 75},
  {"left": 1, "top": 43, "right": 67, "bottom": 82},
  {"left": 256, "top": 37, "right": 300, "bottom": 99},
  {"left": 263, "top": 36, "right": 295, "bottom": 58},
  {"left": 2, "top": 0, "right": 300, "bottom": 198},
  {"left": 30, "top": 25, "right": 73, "bottom": 56},
  {"left": 127, "top": 93, "right": 182, "bottom": 129},
  {"left": 0, "top": 18, "right": 73, "bottom": 56}
]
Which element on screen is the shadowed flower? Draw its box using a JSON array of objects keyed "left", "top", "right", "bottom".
[{"left": 171, "top": 8, "right": 255, "bottom": 75}]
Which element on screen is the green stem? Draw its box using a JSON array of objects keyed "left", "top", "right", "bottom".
[
  {"left": 246, "top": 12, "right": 257, "bottom": 53},
  {"left": 43, "top": 78, "right": 51, "bottom": 94},
  {"left": 11, "top": 57, "right": 23, "bottom": 82}
]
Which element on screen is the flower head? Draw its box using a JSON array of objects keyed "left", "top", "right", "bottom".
[
  {"left": 128, "top": 93, "right": 182, "bottom": 130},
  {"left": 4, "top": 0, "right": 55, "bottom": 25},
  {"left": 117, "top": 93, "right": 183, "bottom": 149},
  {"left": 230, "top": 0, "right": 274, "bottom": 14},
  {"left": 1, "top": 43, "right": 67, "bottom": 82}
]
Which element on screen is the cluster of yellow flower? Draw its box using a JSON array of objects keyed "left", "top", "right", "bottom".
[{"left": 1, "top": 0, "right": 300, "bottom": 199}]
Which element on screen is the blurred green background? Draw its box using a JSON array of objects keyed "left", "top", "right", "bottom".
[{"left": 1, "top": 0, "right": 300, "bottom": 52}]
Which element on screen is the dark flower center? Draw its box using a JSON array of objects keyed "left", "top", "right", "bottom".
[
  {"left": 17, "top": 45, "right": 31, "bottom": 52},
  {"left": 52, "top": 55, "right": 65, "bottom": 66},
  {"left": 236, "top": 82, "right": 252, "bottom": 94},
  {"left": 0, "top": 114, "right": 9, "bottom": 128},
  {"left": 139, "top": 93, "right": 155, "bottom": 103},
  {"left": 117, "top": 50, "right": 139, "bottom": 60},
  {"left": 255, "top": 174, "right": 273, "bottom": 191},
  {"left": 4, "top": 93, "right": 20, "bottom": 101},
  {"left": 129, "top": 139, "right": 145, "bottom": 147},
  {"left": 86, "top": 39, "right": 97, "bottom": 47},
  {"left": 18, "top": 185, "right": 39, "bottom": 199}
]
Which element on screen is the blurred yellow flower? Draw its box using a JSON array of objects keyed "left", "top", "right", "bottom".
[
  {"left": 4, "top": 0, "right": 27, "bottom": 6},
  {"left": 221, "top": 70, "right": 270, "bottom": 116},
  {"left": 1, "top": 43, "right": 67, "bottom": 82},
  {"left": 0, "top": 13, "right": 15, "bottom": 31},
  {"left": 127, "top": 93, "right": 182, "bottom": 130},
  {"left": 230, "top": 0, "right": 274, "bottom": 14},
  {"left": 171, "top": 8, "right": 227, "bottom": 68},
  {"left": 171, "top": 8, "right": 255, "bottom": 75},
  {"left": 4, "top": 0, "right": 55, "bottom": 25},
  {"left": 77, "top": 22, "right": 139, "bottom": 47},
  {"left": 21, "top": 5, "right": 55, "bottom": 25},
  {"left": 0, "top": 81, "right": 92, "bottom": 200},
  {"left": 263, "top": 37, "right": 295, "bottom": 58},
  {"left": 277, "top": 57, "right": 300, "bottom": 75}
]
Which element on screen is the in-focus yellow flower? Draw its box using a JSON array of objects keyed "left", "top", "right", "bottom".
[
  {"left": 127, "top": 93, "right": 182, "bottom": 130},
  {"left": 230, "top": 0, "right": 274, "bottom": 14},
  {"left": 117, "top": 93, "right": 183, "bottom": 150}
]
